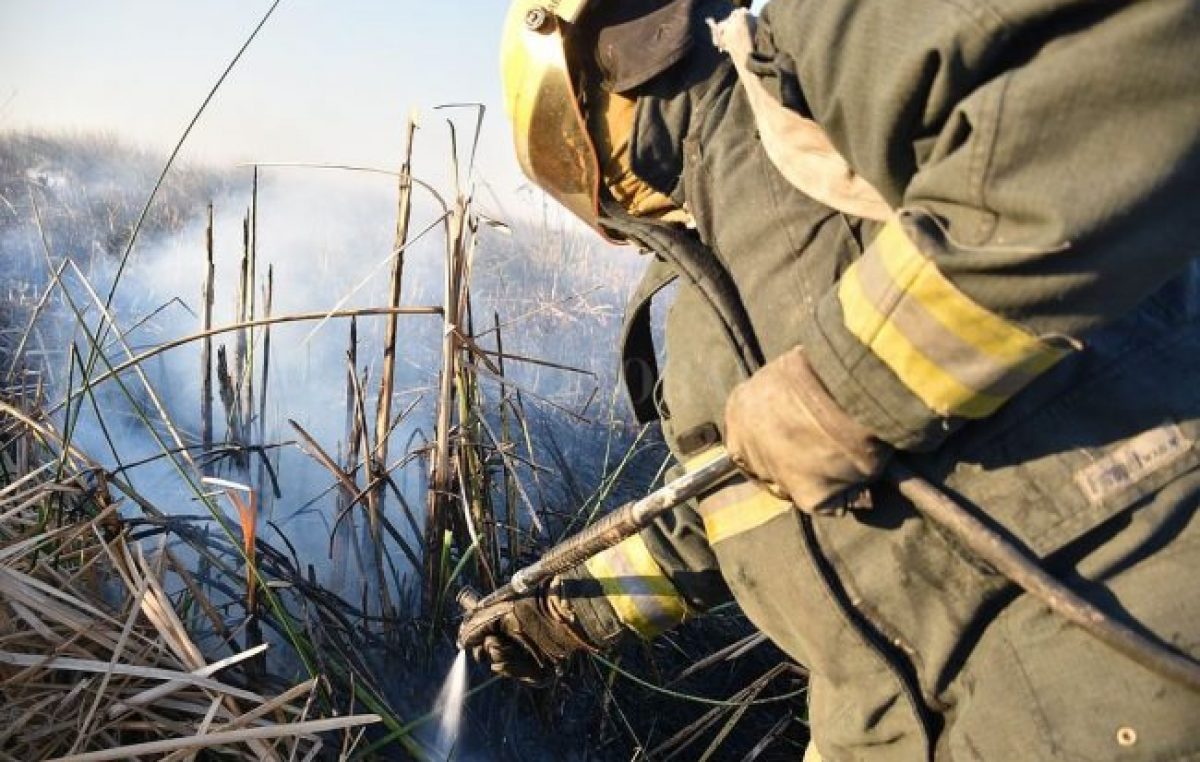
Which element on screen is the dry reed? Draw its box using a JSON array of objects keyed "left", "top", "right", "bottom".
[
  {"left": 0, "top": 111, "right": 811, "bottom": 759},
  {"left": 0, "top": 403, "right": 378, "bottom": 759}
]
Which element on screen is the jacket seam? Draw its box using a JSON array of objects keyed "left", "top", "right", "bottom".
[{"left": 802, "top": 514, "right": 938, "bottom": 759}]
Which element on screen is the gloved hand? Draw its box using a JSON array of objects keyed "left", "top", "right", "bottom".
[
  {"left": 457, "top": 578, "right": 599, "bottom": 684},
  {"left": 724, "top": 346, "right": 891, "bottom": 513}
]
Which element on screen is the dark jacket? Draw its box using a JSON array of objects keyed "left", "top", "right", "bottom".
[{"left": 567, "top": 0, "right": 1200, "bottom": 759}]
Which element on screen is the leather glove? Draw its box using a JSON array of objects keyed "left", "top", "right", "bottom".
[
  {"left": 724, "top": 346, "right": 891, "bottom": 513},
  {"left": 456, "top": 578, "right": 599, "bottom": 684}
]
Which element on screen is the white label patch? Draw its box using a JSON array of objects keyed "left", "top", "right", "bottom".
[{"left": 1075, "top": 423, "right": 1194, "bottom": 505}]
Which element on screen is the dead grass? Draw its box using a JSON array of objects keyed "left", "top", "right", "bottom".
[
  {"left": 0, "top": 121, "right": 810, "bottom": 760},
  {"left": 0, "top": 397, "right": 378, "bottom": 760}
]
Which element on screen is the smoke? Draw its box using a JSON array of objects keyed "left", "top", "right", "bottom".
[
  {"left": 93, "top": 169, "right": 449, "bottom": 567},
  {"left": 2, "top": 131, "right": 808, "bottom": 761},
  {"left": 51, "top": 167, "right": 451, "bottom": 594},
  {"left": 2, "top": 130, "right": 659, "bottom": 605}
]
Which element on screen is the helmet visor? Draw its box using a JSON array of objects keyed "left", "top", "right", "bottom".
[{"left": 502, "top": 7, "right": 601, "bottom": 230}]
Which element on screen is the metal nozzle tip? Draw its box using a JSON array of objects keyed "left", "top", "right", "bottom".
[{"left": 456, "top": 587, "right": 481, "bottom": 612}]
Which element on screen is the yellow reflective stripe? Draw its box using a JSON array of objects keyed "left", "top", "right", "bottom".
[
  {"left": 583, "top": 533, "right": 688, "bottom": 637},
  {"left": 876, "top": 224, "right": 1039, "bottom": 366},
  {"left": 683, "top": 445, "right": 728, "bottom": 473},
  {"left": 839, "top": 218, "right": 1066, "bottom": 417},
  {"left": 696, "top": 481, "right": 792, "bottom": 544},
  {"left": 841, "top": 272, "right": 1002, "bottom": 417},
  {"left": 684, "top": 449, "right": 793, "bottom": 544}
]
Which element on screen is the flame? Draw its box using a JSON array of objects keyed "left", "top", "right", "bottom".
[{"left": 226, "top": 488, "right": 258, "bottom": 612}]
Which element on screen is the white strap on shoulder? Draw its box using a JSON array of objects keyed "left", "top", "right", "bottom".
[{"left": 709, "top": 10, "right": 892, "bottom": 221}]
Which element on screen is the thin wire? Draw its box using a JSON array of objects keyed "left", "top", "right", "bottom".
[{"left": 590, "top": 653, "right": 807, "bottom": 708}]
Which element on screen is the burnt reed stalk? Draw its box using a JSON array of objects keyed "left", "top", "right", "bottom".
[
  {"left": 200, "top": 203, "right": 215, "bottom": 475},
  {"left": 367, "top": 117, "right": 417, "bottom": 624},
  {"left": 243, "top": 168, "right": 257, "bottom": 478},
  {"left": 256, "top": 263, "right": 273, "bottom": 512},
  {"left": 331, "top": 317, "right": 361, "bottom": 600},
  {"left": 372, "top": 117, "right": 416, "bottom": 525},
  {"left": 423, "top": 189, "right": 478, "bottom": 619},
  {"left": 455, "top": 249, "right": 499, "bottom": 589},
  {"left": 495, "top": 311, "right": 521, "bottom": 576}
]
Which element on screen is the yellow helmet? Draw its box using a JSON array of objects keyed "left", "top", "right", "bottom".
[{"left": 500, "top": 0, "right": 603, "bottom": 232}]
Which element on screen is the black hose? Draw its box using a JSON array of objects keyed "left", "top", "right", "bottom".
[
  {"left": 889, "top": 461, "right": 1200, "bottom": 693},
  {"left": 600, "top": 200, "right": 765, "bottom": 378}
]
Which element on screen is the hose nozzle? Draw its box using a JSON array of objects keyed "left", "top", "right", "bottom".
[{"left": 456, "top": 586, "right": 481, "bottom": 614}]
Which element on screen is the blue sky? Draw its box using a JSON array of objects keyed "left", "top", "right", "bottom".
[
  {"left": 0, "top": 1, "right": 522, "bottom": 193},
  {"left": 1, "top": 0, "right": 768, "bottom": 223}
]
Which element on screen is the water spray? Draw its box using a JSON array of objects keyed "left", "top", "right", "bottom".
[
  {"left": 430, "top": 650, "right": 469, "bottom": 760},
  {"left": 442, "top": 454, "right": 738, "bottom": 757}
]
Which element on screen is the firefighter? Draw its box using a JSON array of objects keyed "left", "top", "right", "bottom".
[{"left": 461, "top": 0, "right": 1200, "bottom": 758}]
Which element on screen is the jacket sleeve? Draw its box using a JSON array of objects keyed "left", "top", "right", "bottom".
[
  {"left": 562, "top": 496, "right": 732, "bottom": 642},
  {"left": 757, "top": 0, "right": 1200, "bottom": 449}
]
